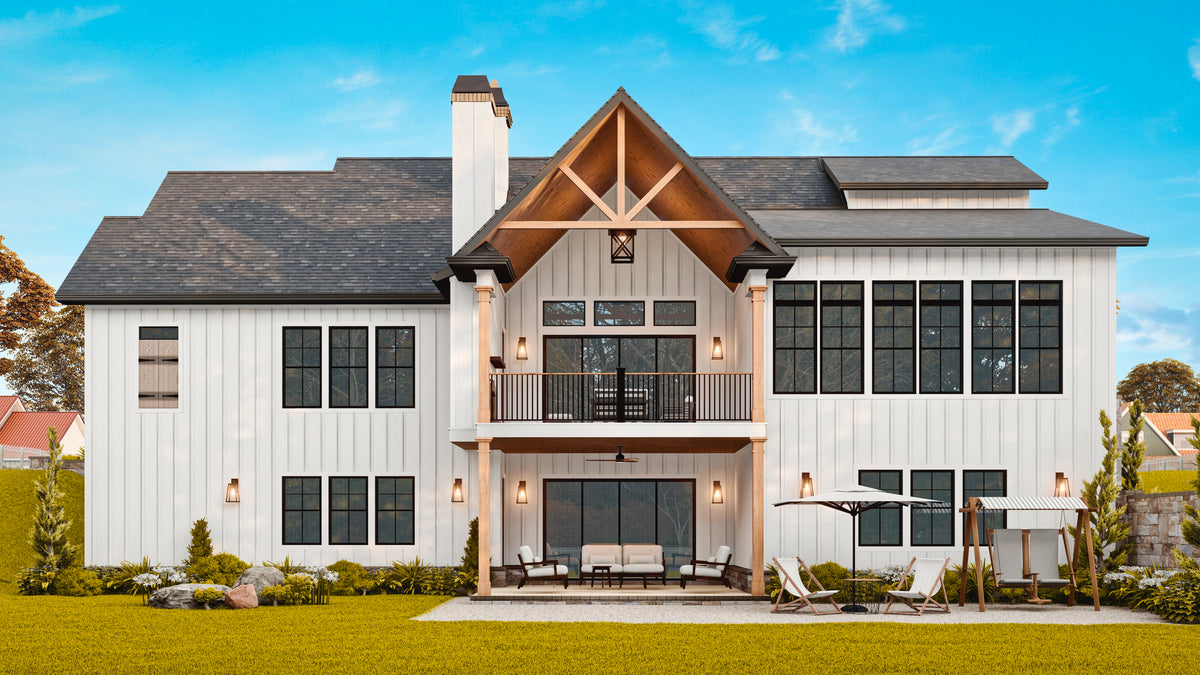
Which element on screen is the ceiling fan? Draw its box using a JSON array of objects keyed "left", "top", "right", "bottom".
[{"left": 586, "top": 445, "right": 639, "bottom": 463}]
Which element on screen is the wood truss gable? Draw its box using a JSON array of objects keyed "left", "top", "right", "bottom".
[{"left": 454, "top": 89, "right": 791, "bottom": 290}]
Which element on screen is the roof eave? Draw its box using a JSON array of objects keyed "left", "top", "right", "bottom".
[
  {"left": 775, "top": 236, "right": 1150, "bottom": 248},
  {"left": 54, "top": 292, "right": 450, "bottom": 305}
]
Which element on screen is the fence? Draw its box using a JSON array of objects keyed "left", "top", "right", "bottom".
[
  {"left": 1, "top": 444, "right": 48, "bottom": 469},
  {"left": 1141, "top": 455, "right": 1197, "bottom": 472}
]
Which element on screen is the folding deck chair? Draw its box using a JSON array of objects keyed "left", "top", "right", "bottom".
[
  {"left": 883, "top": 557, "right": 952, "bottom": 616},
  {"left": 770, "top": 557, "right": 841, "bottom": 615}
]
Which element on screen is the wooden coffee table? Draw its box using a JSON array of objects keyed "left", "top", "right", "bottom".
[{"left": 586, "top": 565, "right": 614, "bottom": 587}]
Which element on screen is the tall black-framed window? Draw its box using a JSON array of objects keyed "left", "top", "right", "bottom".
[
  {"left": 329, "top": 327, "right": 368, "bottom": 408},
  {"left": 911, "top": 470, "right": 954, "bottom": 546},
  {"left": 919, "top": 282, "right": 963, "bottom": 394},
  {"left": 1018, "top": 282, "right": 1063, "bottom": 394},
  {"left": 773, "top": 281, "right": 817, "bottom": 394},
  {"left": 821, "top": 282, "right": 864, "bottom": 394},
  {"left": 376, "top": 327, "right": 415, "bottom": 408},
  {"left": 859, "top": 470, "right": 902, "bottom": 546},
  {"left": 963, "top": 470, "right": 1007, "bottom": 545},
  {"left": 376, "top": 477, "right": 415, "bottom": 545},
  {"left": 872, "top": 282, "right": 915, "bottom": 394},
  {"left": 283, "top": 327, "right": 322, "bottom": 408},
  {"left": 283, "top": 476, "right": 321, "bottom": 544},
  {"left": 329, "top": 477, "right": 367, "bottom": 545},
  {"left": 971, "top": 282, "right": 1015, "bottom": 394}
]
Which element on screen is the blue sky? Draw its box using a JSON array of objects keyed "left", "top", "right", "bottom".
[{"left": 0, "top": 0, "right": 1198, "bottom": 384}]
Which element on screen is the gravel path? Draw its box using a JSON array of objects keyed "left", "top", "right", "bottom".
[{"left": 415, "top": 598, "right": 1171, "bottom": 624}]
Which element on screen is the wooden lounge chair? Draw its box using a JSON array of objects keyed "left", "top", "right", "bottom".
[
  {"left": 516, "top": 545, "right": 569, "bottom": 589},
  {"left": 770, "top": 557, "right": 841, "bottom": 615},
  {"left": 884, "top": 557, "right": 951, "bottom": 615},
  {"left": 679, "top": 545, "right": 732, "bottom": 589}
]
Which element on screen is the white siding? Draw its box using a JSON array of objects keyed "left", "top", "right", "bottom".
[{"left": 845, "top": 189, "right": 1030, "bottom": 209}]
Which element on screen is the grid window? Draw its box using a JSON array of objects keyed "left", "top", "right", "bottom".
[
  {"left": 543, "top": 301, "right": 586, "bottom": 326},
  {"left": 329, "top": 327, "right": 368, "bottom": 408},
  {"left": 821, "top": 282, "right": 864, "bottom": 394},
  {"left": 971, "top": 282, "right": 1015, "bottom": 394},
  {"left": 919, "top": 282, "right": 963, "bottom": 393},
  {"left": 283, "top": 328, "right": 322, "bottom": 408},
  {"left": 329, "top": 477, "right": 367, "bottom": 545},
  {"left": 773, "top": 282, "right": 817, "bottom": 394},
  {"left": 594, "top": 301, "right": 645, "bottom": 326},
  {"left": 138, "top": 326, "right": 179, "bottom": 409},
  {"left": 873, "top": 282, "right": 915, "bottom": 394},
  {"left": 963, "top": 470, "right": 1007, "bottom": 545},
  {"left": 911, "top": 470, "right": 954, "bottom": 546},
  {"left": 376, "top": 327, "right": 415, "bottom": 408},
  {"left": 653, "top": 301, "right": 697, "bottom": 326},
  {"left": 376, "top": 477, "right": 415, "bottom": 545},
  {"left": 859, "top": 470, "right": 902, "bottom": 546},
  {"left": 283, "top": 477, "right": 321, "bottom": 544},
  {"left": 1018, "top": 282, "right": 1063, "bottom": 394}
]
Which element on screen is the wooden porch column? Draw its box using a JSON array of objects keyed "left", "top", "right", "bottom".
[
  {"left": 476, "top": 285, "right": 493, "bottom": 424},
  {"left": 751, "top": 437, "right": 766, "bottom": 596},
  {"left": 476, "top": 438, "right": 492, "bottom": 596},
  {"left": 750, "top": 285, "right": 767, "bottom": 424}
]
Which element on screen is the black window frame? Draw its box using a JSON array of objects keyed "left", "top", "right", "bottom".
[
  {"left": 820, "top": 281, "right": 865, "bottom": 394},
  {"left": 376, "top": 326, "right": 416, "bottom": 409},
  {"left": 911, "top": 470, "right": 955, "bottom": 546},
  {"left": 872, "top": 282, "right": 916, "bottom": 394},
  {"left": 543, "top": 301, "right": 586, "bottom": 327},
  {"left": 137, "top": 325, "right": 180, "bottom": 409},
  {"left": 376, "top": 476, "right": 416, "bottom": 545},
  {"left": 963, "top": 470, "right": 1007, "bottom": 545},
  {"left": 971, "top": 281, "right": 1016, "bottom": 394},
  {"left": 919, "top": 281, "right": 964, "bottom": 394},
  {"left": 283, "top": 327, "right": 322, "bottom": 408},
  {"left": 594, "top": 300, "right": 646, "bottom": 326},
  {"left": 773, "top": 281, "right": 818, "bottom": 394},
  {"left": 282, "top": 476, "right": 322, "bottom": 545},
  {"left": 328, "top": 476, "right": 368, "bottom": 545},
  {"left": 328, "top": 327, "right": 369, "bottom": 409},
  {"left": 1018, "top": 281, "right": 1063, "bottom": 394},
  {"left": 859, "top": 470, "right": 903, "bottom": 547},
  {"left": 653, "top": 300, "right": 697, "bottom": 326}
]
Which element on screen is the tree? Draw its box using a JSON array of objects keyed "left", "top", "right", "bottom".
[
  {"left": 0, "top": 236, "right": 56, "bottom": 376},
  {"left": 1071, "top": 410, "right": 1130, "bottom": 570},
  {"left": 1116, "top": 359, "right": 1200, "bottom": 413},
  {"left": 5, "top": 304, "right": 84, "bottom": 411},
  {"left": 459, "top": 517, "right": 479, "bottom": 592},
  {"left": 1173, "top": 417, "right": 1200, "bottom": 574},
  {"left": 28, "top": 426, "right": 77, "bottom": 571},
  {"left": 1121, "top": 399, "right": 1146, "bottom": 491},
  {"left": 184, "top": 518, "right": 213, "bottom": 567}
]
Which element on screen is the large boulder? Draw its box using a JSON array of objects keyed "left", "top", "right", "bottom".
[
  {"left": 224, "top": 584, "right": 258, "bottom": 609},
  {"left": 235, "top": 566, "right": 284, "bottom": 595},
  {"left": 149, "top": 583, "right": 231, "bottom": 609}
]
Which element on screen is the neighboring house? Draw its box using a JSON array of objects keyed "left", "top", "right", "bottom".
[
  {"left": 1143, "top": 413, "right": 1199, "bottom": 457},
  {"left": 0, "top": 396, "right": 86, "bottom": 467},
  {"left": 58, "top": 76, "right": 1148, "bottom": 595}
]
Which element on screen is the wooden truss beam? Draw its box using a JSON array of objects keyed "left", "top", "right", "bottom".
[{"left": 498, "top": 220, "right": 743, "bottom": 230}]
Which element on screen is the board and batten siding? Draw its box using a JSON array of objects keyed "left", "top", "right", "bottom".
[
  {"left": 83, "top": 305, "right": 469, "bottom": 567},
  {"left": 844, "top": 189, "right": 1031, "bottom": 209},
  {"left": 761, "top": 247, "right": 1117, "bottom": 570}
]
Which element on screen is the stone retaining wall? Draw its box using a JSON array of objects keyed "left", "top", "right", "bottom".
[{"left": 1117, "top": 490, "right": 1200, "bottom": 567}]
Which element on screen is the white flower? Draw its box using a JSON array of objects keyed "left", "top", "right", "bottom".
[
  {"left": 133, "top": 573, "right": 162, "bottom": 589},
  {"left": 322, "top": 570, "right": 339, "bottom": 583},
  {"left": 168, "top": 571, "right": 187, "bottom": 583}
]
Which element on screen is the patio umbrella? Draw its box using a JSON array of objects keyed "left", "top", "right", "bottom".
[{"left": 774, "top": 485, "right": 945, "bottom": 612}]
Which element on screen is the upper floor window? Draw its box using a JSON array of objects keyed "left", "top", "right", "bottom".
[
  {"left": 971, "top": 282, "right": 1015, "bottom": 394},
  {"left": 773, "top": 281, "right": 817, "bottom": 394},
  {"left": 329, "top": 327, "right": 368, "bottom": 408},
  {"left": 594, "top": 301, "right": 645, "bottom": 326},
  {"left": 376, "top": 327, "right": 415, "bottom": 408},
  {"left": 283, "top": 327, "right": 322, "bottom": 408},
  {"left": 872, "top": 282, "right": 915, "bottom": 394},
  {"left": 653, "top": 301, "right": 697, "bottom": 326},
  {"left": 920, "top": 282, "right": 963, "bottom": 393},
  {"left": 543, "top": 301, "right": 585, "bottom": 326},
  {"left": 1018, "top": 282, "right": 1062, "bottom": 394},
  {"left": 821, "top": 282, "right": 864, "bottom": 394},
  {"left": 138, "top": 326, "right": 179, "bottom": 409}
]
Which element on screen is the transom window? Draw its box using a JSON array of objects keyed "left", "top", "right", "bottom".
[
  {"left": 773, "top": 281, "right": 817, "bottom": 394},
  {"left": 543, "top": 301, "right": 586, "bottom": 326},
  {"left": 283, "top": 328, "right": 322, "bottom": 408},
  {"left": 653, "top": 301, "right": 697, "bottom": 326},
  {"left": 1018, "top": 282, "right": 1062, "bottom": 394},
  {"left": 594, "top": 301, "right": 645, "bottom": 326},
  {"left": 329, "top": 327, "right": 368, "bottom": 408},
  {"left": 820, "top": 282, "right": 864, "bottom": 394},
  {"left": 872, "top": 282, "right": 915, "bottom": 394},
  {"left": 971, "top": 282, "right": 1015, "bottom": 394}
]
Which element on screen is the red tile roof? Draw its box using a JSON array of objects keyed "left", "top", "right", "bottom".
[
  {"left": 1145, "top": 412, "right": 1200, "bottom": 433},
  {"left": 0, "top": 395, "right": 19, "bottom": 417},
  {"left": 0, "top": 411, "right": 81, "bottom": 453}
]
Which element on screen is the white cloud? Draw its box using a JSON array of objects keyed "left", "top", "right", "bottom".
[
  {"left": 909, "top": 127, "right": 963, "bottom": 155},
  {"left": 330, "top": 70, "right": 381, "bottom": 92},
  {"left": 990, "top": 109, "right": 1036, "bottom": 149},
  {"left": 827, "top": 0, "right": 905, "bottom": 53},
  {"left": 1042, "top": 106, "right": 1080, "bottom": 146},
  {"left": 783, "top": 107, "right": 859, "bottom": 154},
  {"left": 679, "top": 2, "right": 782, "bottom": 62},
  {"left": 1117, "top": 294, "right": 1200, "bottom": 366},
  {"left": 0, "top": 5, "right": 120, "bottom": 42},
  {"left": 1190, "top": 38, "right": 1200, "bottom": 82}
]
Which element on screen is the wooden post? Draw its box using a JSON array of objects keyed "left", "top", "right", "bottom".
[
  {"left": 967, "top": 497, "right": 986, "bottom": 611},
  {"left": 616, "top": 106, "right": 625, "bottom": 218},
  {"left": 476, "top": 285, "right": 493, "bottom": 424},
  {"left": 749, "top": 285, "right": 767, "bottom": 424},
  {"left": 751, "top": 437, "right": 766, "bottom": 595},
  {"left": 477, "top": 438, "right": 492, "bottom": 596},
  {"left": 958, "top": 505, "right": 972, "bottom": 607}
]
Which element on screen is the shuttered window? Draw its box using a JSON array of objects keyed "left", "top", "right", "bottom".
[{"left": 138, "top": 326, "right": 179, "bottom": 409}]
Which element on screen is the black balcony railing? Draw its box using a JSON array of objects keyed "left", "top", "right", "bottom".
[{"left": 490, "top": 368, "right": 752, "bottom": 422}]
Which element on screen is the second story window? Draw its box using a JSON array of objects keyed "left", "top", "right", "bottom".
[
  {"left": 329, "top": 327, "right": 368, "bottom": 408},
  {"left": 594, "top": 301, "right": 645, "bottom": 326},
  {"left": 773, "top": 281, "right": 817, "bottom": 394},
  {"left": 653, "top": 301, "right": 696, "bottom": 326},
  {"left": 920, "top": 282, "right": 963, "bottom": 393},
  {"left": 138, "top": 326, "right": 179, "bottom": 409},
  {"left": 1018, "top": 282, "right": 1062, "bottom": 394},
  {"left": 543, "top": 301, "right": 585, "bottom": 326},
  {"left": 872, "top": 282, "right": 915, "bottom": 394},
  {"left": 821, "top": 282, "right": 864, "bottom": 394},
  {"left": 376, "top": 327, "right": 415, "bottom": 408},
  {"left": 283, "top": 327, "right": 321, "bottom": 408},
  {"left": 972, "top": 282, "right": 1015, "bottom": 394}
]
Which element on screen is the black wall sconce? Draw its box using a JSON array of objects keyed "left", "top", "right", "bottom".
[
  {"left": 1054, "top": 472, "right": 1071, "bottom": 497},
  {"left": 799, "top": 472, "right": 814, "bottom": 498},
  {"left": 516, "top": 480, "right": 528, "bottom": 504},
  {"left": 516, "top": 337, "right": 528, "bottom": 360},
  {"left": 712, "top": 481, "right": 724, "bottom": 504},
  {"left": 711, "top": 337, "right": 724, "bottom": 360},
  {"left": 452, "top": 478, "right": 464, "bottom": 503},
  {"left": 225, "top": 478, "right": 240, "bottom": 503}
]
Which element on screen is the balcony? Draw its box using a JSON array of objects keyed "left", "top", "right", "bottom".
[{"left": 490, "top": 369, "right": 752, "bottom": 422}]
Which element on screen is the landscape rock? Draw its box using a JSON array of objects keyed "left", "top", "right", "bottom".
[
  {"left": 224, "top": 584, "right": 258, "bottom": 609},
  {"left": 235, "top": 566, "right": 284, "bottom": 595},
  {"left": 149, "top": 583, "right": 231, "bottom": 609}
]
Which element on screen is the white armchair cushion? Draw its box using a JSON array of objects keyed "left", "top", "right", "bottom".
[
  {"left": 527, "top": 564, "right": 568, "bottom": 578},
  {"left": 518, "top": 545, "right": 534, "bottom": 563},
  {"left": 714, "top": 545, "right": 732, "bottom": 565}
]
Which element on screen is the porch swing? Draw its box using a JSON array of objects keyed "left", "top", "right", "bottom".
[{"left": 959, "top": 496, "right": 1100, "bottom": 612}]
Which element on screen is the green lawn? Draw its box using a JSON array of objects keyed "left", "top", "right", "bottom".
[
  {"left": 0, "top": 469, "right": 84, "bottom": 583},
  {"left": 0, "top": 591, "right": 1191, "bottom": 674},
  {"left": 1142, "top": 470, "right": 1198, "bottom": 494}
]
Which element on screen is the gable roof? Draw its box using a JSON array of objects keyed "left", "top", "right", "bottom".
[
  {"left": 822, "top": 156, "right": 1048, "bottom": 190},
  {"left": 1145, "top": 412, "right": 1200, "bottom": 433},
  {"left": 0, "top": 411, "right": 82, "bottom": 453},
  {"left": 0, "top": 396, "right": 21, "bottom": 427}
]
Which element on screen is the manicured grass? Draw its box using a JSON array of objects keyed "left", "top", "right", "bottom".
[
  {"left": 0, "top": 592, "right": 1192, "bottom": 673},
  {"left": 1142, "top": 470, "right": 1198, "bottom": 494},
  {"left": 0, "top": 469, "right": 84, "bottom": 584}
]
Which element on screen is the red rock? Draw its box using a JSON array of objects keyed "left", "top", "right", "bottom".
[{"left": 224, "top": 584, "right": 259, "bottom": 609}]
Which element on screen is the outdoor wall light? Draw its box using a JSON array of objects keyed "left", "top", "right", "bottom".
[
  {"left": 516, "top": 480, "right": 528, "bottom": 504},
  {"left": 516, "top": 337, "right": 528, "bottom": 360},
  {"left": 609, "top": 229, "right": 635, "bottom": 264},
  {"left": 225, "top": 478, "right": 240, "bottom": 503},
  {"left": 712, "top": 481, "right": 724, "bottom": 504},
  {"left": 1054, "top": 472, "right": 1071, "bottom": 497},
  {"left": 711, "top": 337, "right": 724, "bottom": 360},
  {"left": 452, "top": 478, "right": 464, "bottom": 503},
  {"left": 799, "top": 472, "right": 815, "bottom": 498}
]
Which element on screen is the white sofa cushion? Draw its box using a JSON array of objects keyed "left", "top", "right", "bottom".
[
  {"left": 589, "top": 555, "right": 616, "bottom": 565},
  {"left": 527, "top": 564, "right": 568, "bottom": 578},
  {"left": 622, "top": 544, "right": 662, "bottom": 565},
  {"left": 582, "top": 544, "right": 623, "bottom": 567},
  {"left": 628, "top": 554, "right": 656, "bottom": 565},
  {"left": 581, "top": 563, "right": 623, "bottom": 573},
  {"left": 622, "top": 563, "right": 664, "bottom": 574}
]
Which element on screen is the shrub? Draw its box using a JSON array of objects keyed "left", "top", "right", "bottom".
[
  {"left": 187, "top": 552, "right": 250, "bottom": 586},
  {"left": 264, "top": 556, "right": 304, "bottom": 576},
  {"left": 805, "top": 561, "right": 849, "bottom": 594},
  {"left": 193, "top": 587, "right": 225, "bottom": 609},
  {"left": 259, "top": 584, "right": 282, "bottom": 606},
  {"left": 51, "top": 566, "right": 102, "bottom": 596},
  {"left": 385, "top": 557, "right": 432, "bottom": 595},
  {"left": 184, "top": 519, "right": 213, "bottom": 568},
  {"left": 1138, "top": 573, "right": 1200, "bottom": 624},
  {"left": 27, "top": 428, "right": 77, "bottom": 574},
  {"left": 944, "top": 562, "right": 995, "bottom": 603},
  {"left": 16, "top": 566, "right": 57, "bottom": 595},
  {"left": 424, "top": 567, "right": 461, "bottom": 596},
  {"left": 328, "top": 560, "right": 371, "bottom": 596},
  {"left": 458, "top": 518, "right": 479, "bottom": 593},
  {"left": 108, "top": 557, "right": 158, "bottom": 594}
]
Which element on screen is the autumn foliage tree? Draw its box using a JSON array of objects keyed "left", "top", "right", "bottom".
[
  {"left": 0, "top": 236, "right": 56, "bottom": 376},
  {"left": 1116, "top": 359, "right": 1200, "bottom": 413},
  {"left": 5, "top": 304, "right": 84, "bottom": 411}
]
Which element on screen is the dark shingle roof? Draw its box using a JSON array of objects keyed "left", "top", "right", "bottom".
[{"left": 822, "top": 156, "right": 1048, "bottom": 189}]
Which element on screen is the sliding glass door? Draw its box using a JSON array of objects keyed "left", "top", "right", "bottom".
[{"left": 543, "top": 336, "right": 695, "bottom": 421}]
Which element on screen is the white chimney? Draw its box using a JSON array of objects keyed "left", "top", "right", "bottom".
[{"left": 451, "top": 75, "right": 512, "bottom": 252}]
